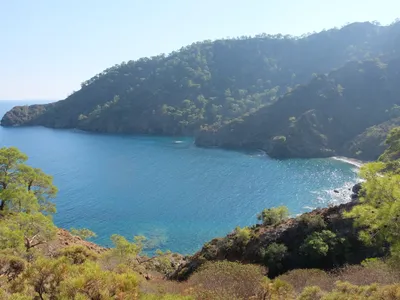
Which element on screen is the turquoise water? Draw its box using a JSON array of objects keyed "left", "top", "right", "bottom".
[{"left": 0, "top": 101, "right": 358, "bottom": 254}]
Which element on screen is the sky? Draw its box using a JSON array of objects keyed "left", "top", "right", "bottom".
[{"left": 0, "top": 0, "right": 399, "bottom": 100}]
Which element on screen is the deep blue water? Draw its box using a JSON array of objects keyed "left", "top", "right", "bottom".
[{"left": 0, "top": 100, "right": 358, "bottom": 254}]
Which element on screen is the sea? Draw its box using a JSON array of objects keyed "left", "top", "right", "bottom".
[{"left": 0, "top": 100, "right": 359, "bottom": 254}]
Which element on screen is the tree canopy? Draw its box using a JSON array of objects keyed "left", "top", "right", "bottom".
[
  {"left": 347, "top": 127, "right": 400, "bottom": 263},
  {"left": 0, "top": 147, "right": 57, "bottom": 214}
]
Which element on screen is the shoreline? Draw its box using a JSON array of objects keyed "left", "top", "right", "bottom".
[{"left": 331, "top": 156, "right": 365, "bottom": 168}]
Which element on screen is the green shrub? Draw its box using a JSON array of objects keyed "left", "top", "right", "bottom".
[
  {"left": 263, "top": 278, "right": 294, "bottom": 299},
  {"left": 69, "top": 228, "right": 97, "bottom": 240},
  {"left": 234, "top": 226, "right": 252, "bottom": 246},
  {"left": 300, "top": 230, "right": 343, "bottom": 259},
  {"left": 257, "top": 206, "right": 289, "bottom": 226},
  {"left": 0, "top": 254, "right": 26, "bottom": 281},
  {"left": 56, "top": 245, "right": 98, "bottom": 265},
  {"left": 298, "top": 286, "right": 324, "bottom": 300},
  {"left": 298, "top": 214, "right": 326, "bottom": 232},
  {"left": 261, "top": 243, "right": 288, "bottom": 275},
  {"left": 60, "top": 261, "right": 140, "bottom": 299}
]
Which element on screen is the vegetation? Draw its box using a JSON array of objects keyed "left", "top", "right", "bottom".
[
  {"left": 0, "top": 147, "right": 57, "bottom": 213},
  {"left": 261, "top": 243, "right": 288, "bottom": 275},
  {"left": 3, "top": 17, "right": 400, "bottom": 294},
  {"left": 345, "top": 128, "right": 400, "bottom": 265},
  {"left": 70, "top": 228, "right": 97, "bottom": 240},
  {"left": 257, "top": 206, "right": 289, "bottom": 226},
  {"left": 300, "top": 230, "right": 344, "bottom": 260},
  {"left": 3, "top": 126, "right": 400, "bottom": 299},
  {"left": 3, "top": 21, "right": 400, "bottom": 162},
  {"left": 196, "top": 55, "right": 400, "bottom": 159}
]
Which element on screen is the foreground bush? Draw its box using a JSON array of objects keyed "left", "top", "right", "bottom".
[
  {"left": 188, "top": 261, "right": 266, "bottom": 299},
  {"left": 277, "top": 269, "right": 333, "bottom": 293}
]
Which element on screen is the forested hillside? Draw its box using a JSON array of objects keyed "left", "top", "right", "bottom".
[
  {"left": 2, "top": 21, "right": 400, "bottom": 146},
  {"left": 196, "top": 57, "right": 400, "bottom": 160}
]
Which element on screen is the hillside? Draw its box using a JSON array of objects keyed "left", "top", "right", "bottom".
[
  {"left": 196, "top": 56, "right": 400, "bottom": 160},
  {"left": 171, "top": 200, "right": 384, "bottom": 281},
  {"left": 2, "top": 22, "right": 400, "bottom": 141}
]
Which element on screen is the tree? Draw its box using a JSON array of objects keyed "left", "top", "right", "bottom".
[
  {"left": 107, "top": 234, "right": 146, "bottom": 266},
  {"left": 345, "top": 127, "right": 400, "bottom": 265},
  {"left": 261, "top": 243, "right": 288, "bottom": 276},
  {"left": 0, "top": 147, "right": 57, "bottom": 214},
  {"left": 300, "top": 230, "right": 342, "bottom": 259},
  {"left": 70, "top": 228, "right": 97, "bottom": 240},
  {"left": 59, "top": 261, "right": 139, "bottom": 299},
  {"left": 57, "top": 245, "right": 98, "bottom": 265},
  {"left": 0, "top": 213, "right": 56, "bottom": 252},
  {"left": 379, "top": 127, "right": 400, "bottom": 162},
  {"left": 257, "top": 206, "right": 289, "bottom": 226},
  {"left": 23, "top": 257, "right": 70, "bottom": 299}
]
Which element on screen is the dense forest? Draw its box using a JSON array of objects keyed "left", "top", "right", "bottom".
[
  {"left": 2, "top": 129, "right": 400, "bottom": 299},
  {"left": 2, "top": 21, "right": 400, "bottom": 160},
  {"left": 196, "top": 57, "right": 400, "bottom": 160}
]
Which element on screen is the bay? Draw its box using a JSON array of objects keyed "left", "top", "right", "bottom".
[{"left": 0, "top": 100, "right": 358, "bottom": 254}]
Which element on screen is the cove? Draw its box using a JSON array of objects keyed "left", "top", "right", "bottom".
[{"left": 0, "top": 101, "right": 358, "bottom": 254}]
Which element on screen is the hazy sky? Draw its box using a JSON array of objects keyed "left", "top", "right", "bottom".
[{"left": 1, "top": 0, "right": 399, "bottom": 100}]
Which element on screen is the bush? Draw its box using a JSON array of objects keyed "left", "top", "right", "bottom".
[
  {"left": 298, "top": 214, "right": 326, "bottom": 232},
  {"left": 69, "top": 228, "right": 97, "bottom": 240},
  {"left": 22, "top": 257, "right": 71, "bottom": 299},
  {"left": 56, "top": 245, "right": 98, "bottom": 264},
  {"left": 188, "top": 261, "right": 265, "bottom": 299},
  {"left": 60, "top": 261, "right": 140, "bottom": 299},
  {"left": 0, "top": 254, "right": 26, "bottom": 281},
  {"left": 277, "top": 269, "right": 333, "bottom": 293},
  {"left": 300, "top": 230, "right": 343, "bottom": 259},
  {"left": 261, "top": 243, "right": 288, "bottom": 276},
  {"left": 234, "top": 226, "right": 252, "bottom": 246},
  {"left": 333, "top": 262, "right": 400, "bottom": 286},
  {"left": 262, "top": 278, "right": 294, "bottom": 299},
  {"left": 257, "top": 206, "right": 289, "bottom": 226},
  {"left": 297, "top": 286, "right": 324, "bottom": 300}
]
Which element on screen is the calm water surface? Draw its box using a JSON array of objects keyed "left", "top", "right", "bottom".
[{"left": 0, "top": 100, "right": 358, "bottom": 254}]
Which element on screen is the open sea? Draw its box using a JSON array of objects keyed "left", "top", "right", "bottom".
[{"left": 0, "top": 100, "right": 359, "bottom": 254}]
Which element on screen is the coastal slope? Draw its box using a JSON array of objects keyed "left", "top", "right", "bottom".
[{"left": 196, "top": 57, "right": 400, "bottom": 160}]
